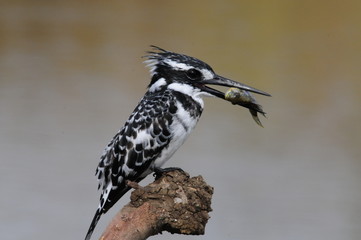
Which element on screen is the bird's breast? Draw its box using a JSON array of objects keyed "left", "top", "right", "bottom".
[{"left": 152, "top": 99, "right": 201, "bottom": 169}]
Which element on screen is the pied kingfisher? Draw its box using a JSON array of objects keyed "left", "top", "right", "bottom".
[{"left": 85, "top": 46, "right": 270, "bottom": 240}]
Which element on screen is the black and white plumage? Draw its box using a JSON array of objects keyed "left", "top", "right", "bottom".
[{"left": 85, "top": 46, "right": 270, "bottom": 240}]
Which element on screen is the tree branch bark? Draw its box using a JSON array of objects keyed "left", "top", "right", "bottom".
[{"left": 99, "top": 170, "right": 214, "bottom": 240}]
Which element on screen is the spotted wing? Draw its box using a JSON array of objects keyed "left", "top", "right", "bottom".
[
  {"left": 85, "top": 92, "right": 177, "bottom": 240},
  {"left": 95, "top": 91, "right": 177, "bottom": 213}
]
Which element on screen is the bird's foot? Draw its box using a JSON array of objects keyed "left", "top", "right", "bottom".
[{"left": 153, "top": 167, "right": 185, "bottom": 180}]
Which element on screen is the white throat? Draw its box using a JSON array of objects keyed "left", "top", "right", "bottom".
[{"left": 167, "top": 82, "right": 213, "bottom": 108}]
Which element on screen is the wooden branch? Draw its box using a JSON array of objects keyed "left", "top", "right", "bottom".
[{"left": 100, "top": 170, "right": 214, "bottom": 240}]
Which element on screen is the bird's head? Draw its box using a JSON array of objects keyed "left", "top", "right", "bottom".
[{"left": 144, "top": 46, "right": 271, "bottom": 100}]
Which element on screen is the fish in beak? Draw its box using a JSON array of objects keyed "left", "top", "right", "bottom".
[{"left": 199, "top": 75, "right": 271, "bottom": 126}]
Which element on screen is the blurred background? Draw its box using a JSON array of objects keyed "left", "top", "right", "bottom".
[{"left": 1, "top": 1, "right": 360, "bottom": 240}]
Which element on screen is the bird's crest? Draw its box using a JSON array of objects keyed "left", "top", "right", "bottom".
[
  {"left": 143, "top": 45, "right": 213, "bottom": 76},
  {"left": 143, "top": 45, "right": 169, "bottom": 75}
]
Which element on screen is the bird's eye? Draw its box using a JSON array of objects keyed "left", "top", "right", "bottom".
[{"left": 186, "top": 68, "right": 202, "bottom": 80}]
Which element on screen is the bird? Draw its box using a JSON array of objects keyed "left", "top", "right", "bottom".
[{"left": 84, "top": 46, "right": 271, "bottom": 240}]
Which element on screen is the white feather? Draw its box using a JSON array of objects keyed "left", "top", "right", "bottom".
[
  {"left": 152, "top": 100, "right": 198, "bottom": 169},
  {"left": 144, "top": 59, "right": 159, "bottom": 76},
  {"left": 148, "top": 78, "right": 166, "bottom": 92},
  {"left": 164, "top": 59, "right": 193, "bottom": 71},
  {"left": 168, "top": 82, "right": 211, "bottom": 107},
  {"left": 200, "top": 69, "right": 214, "bottom": 80}
]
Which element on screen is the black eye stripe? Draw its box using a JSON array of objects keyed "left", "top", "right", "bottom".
[{"left": 186, "top": 68, "right": 202, "bottom": 80}]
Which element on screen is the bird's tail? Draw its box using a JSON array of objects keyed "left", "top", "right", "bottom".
[{"left": 84, "top": 208, "right": 102, "bottom": 240}]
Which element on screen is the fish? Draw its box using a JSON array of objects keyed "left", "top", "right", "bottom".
[{"left": 224, "top": 87, "right": 266, "bottom": 127}]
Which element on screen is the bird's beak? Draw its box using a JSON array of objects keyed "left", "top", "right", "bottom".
[{"left": 200, "top": 74, "right": 271, "bottom": 98}]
